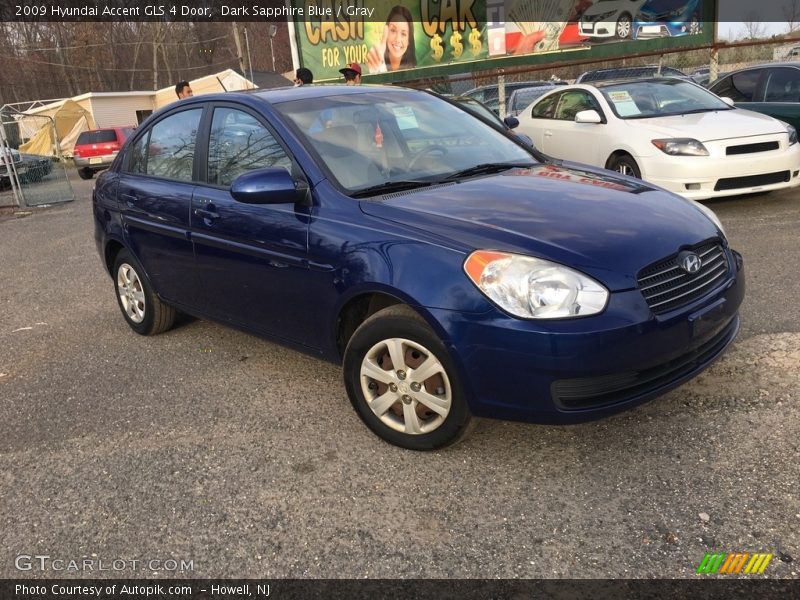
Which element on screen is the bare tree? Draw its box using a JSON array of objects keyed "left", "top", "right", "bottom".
[
  {"left": 785, "top": 0, "right": 800, "bottom": 33},
  {"left": 741, "top": 13, "right": 767, "bottom": 40}
]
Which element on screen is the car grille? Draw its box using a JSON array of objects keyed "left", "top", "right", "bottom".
[
  {"left": 637, "top": 241, "right": 729, "bottom": 315},
  {"left": 715, "top": 171, "right": 790, "bottom": 191},
  {"left": 726, "top": 141, "right": 780, "bottom": 155},
  {"left": 552, "top": 316, "right": 738, "bottom": 410}
]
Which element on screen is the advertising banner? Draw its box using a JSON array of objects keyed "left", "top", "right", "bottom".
[{"left": 291, "top": 0, "right": 713, "bottom": 82}]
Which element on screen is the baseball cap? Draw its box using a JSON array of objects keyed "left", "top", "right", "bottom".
[{"left": 339, "top": 62, "right": 362, "bottom": 77}]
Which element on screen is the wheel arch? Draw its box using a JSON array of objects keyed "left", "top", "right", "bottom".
[
  {"left": 605, "top": 150, "right": 644, "bottom": 178},
  {"left": 104, "top": 239, "right": 126, "bottom": 277},
  {"left": 335, "top": 291, "right": 424, "bottom": 360}
]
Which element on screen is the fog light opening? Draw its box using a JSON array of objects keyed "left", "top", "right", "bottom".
[
  {"left": 685, "top": 183, "right": 702, "bottom": 191},
  {"left": 793, "top": 170, "right": 799, "bottom": 178}
]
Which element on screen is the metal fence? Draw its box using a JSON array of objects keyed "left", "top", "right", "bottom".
[{"left": 0, "top": 111, "right": 73, "bottom": 208}]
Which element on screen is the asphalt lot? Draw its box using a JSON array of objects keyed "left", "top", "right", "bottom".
[{"left": 0, "top": 169, "right": 798, "bottom": 579}]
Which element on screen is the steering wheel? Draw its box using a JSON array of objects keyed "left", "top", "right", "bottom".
[{"left": 408, "top": 145, "right": 448, "bottom": 171}]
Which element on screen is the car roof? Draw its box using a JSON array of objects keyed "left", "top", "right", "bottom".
[
  {"left": 591, "top": 77, "right": 693, "bottom": 88},
  {"left": 167, "top": 84, "right": 413, "bottom": 109},
  {"left": 578, "top": 65, "right": 687, "bottom": 82},
  {"left": 720, "top": 62, "right": 800, "bottom": 74},
  {"left": 466, "top": 80, "right": 566, "bottom": 92}
]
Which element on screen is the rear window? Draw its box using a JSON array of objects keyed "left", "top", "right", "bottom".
[{"left": 76, "top": 130, "right": 117, "bottom": 145}]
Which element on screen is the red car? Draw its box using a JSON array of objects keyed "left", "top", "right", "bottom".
[{"left": 73, "top": 127, "right": 134, "bottom": 180}]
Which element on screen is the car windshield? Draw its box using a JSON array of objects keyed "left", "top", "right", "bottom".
[
  {"left": 600, "top": 79, "right": 732, "bottom": 119},
  {"left": 275, "top": 91, "right": 536, "bottom": 195}
]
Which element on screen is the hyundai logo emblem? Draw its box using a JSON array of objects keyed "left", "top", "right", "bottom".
[{"left": 678, "top": 251, "right": 702, "bottom": 274}]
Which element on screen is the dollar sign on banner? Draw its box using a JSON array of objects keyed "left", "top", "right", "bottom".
[
  {"left": 469, "top": 28, "right": 481, "bottom": 57},
  {"left": 430, "top": 34, "right": 444, "bottom": 61},
  {"left": 450, "top": 31, "right": 463, "bottom": 59}
]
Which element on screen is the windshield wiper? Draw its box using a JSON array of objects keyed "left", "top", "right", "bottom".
[
  {"left": 351, "top": 180, "right": 434, "bottom": 198},
  {"left": 440, "top": 162, "right": 533, "bottom": 182},
  {"left": 679, "top": 107, "right": 730, "bottom": 115}
]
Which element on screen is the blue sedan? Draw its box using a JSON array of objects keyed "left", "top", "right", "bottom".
[{"left": 93, "top": 85, "right": 744, "bottom": 450}]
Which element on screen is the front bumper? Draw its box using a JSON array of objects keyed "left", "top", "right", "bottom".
[
  {"left": 579, "top": 20, "right": 617, "bottom": 38},
  {"left": 639, "top": 142, "right": 800, "bottom": 200},
  {"left": 634, "top": 21, "right": 689, "bottom": 39},
  {"left": 429, "top": 249, "right": 744, "bottom": 424}
]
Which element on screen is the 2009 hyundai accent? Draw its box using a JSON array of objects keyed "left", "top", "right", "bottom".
[{"left": 93, "top": 85, "right": 744, "bottom": 450}]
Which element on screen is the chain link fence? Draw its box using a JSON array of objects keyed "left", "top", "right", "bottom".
[
  {"left": 0, "top": 111, "right": 74, "bottom": 208},
  {"left": 401, "top": 38, "right": 800, "bottom": 114}
]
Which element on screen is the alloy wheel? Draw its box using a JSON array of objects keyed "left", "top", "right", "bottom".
[{"left": 117, "top": 263, "right": 146, "bottom": 323}]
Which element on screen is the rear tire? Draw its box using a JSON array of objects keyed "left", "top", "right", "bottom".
[
  {"left": 113, "top": 250, "right": 176, "bottom": 336},
  {"left": 78, "top": 168, "right": 94, "bottom": 180},
  {"left": 343, "top": 305, "right": 474, "bottom": 450}
]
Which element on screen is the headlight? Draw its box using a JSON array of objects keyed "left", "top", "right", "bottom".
[
  {"left": 464, "top": 251, "right": 608, "bottom": 319},
  {"left": 651, "top": 138, "right": 709, "bottom": 156},
  {"left": 779, "top": 120, "right": 798, "bottom": 145},
  {"left": 691, "top": 200, "right": 726, "bottom": 237}
]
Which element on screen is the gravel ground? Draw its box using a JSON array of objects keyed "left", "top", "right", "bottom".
[{"left": 0, "top": 170, "right": 797, "bottom": 580}]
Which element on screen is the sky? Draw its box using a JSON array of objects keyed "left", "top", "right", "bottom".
[{"left": 716, "top": 22, "right": 792, "bottom": 41}]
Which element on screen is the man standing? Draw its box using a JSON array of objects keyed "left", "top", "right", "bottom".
[
  {"left": 339, "top": 63, "right": 362, "bottom": 85},
  {"left": 294, "top": 68, "right": 313, "bottom": 86},
  {"left": 175, "top": 80, "right": 193, "bottom": 99}
]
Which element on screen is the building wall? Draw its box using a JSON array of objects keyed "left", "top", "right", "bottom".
[
  {"left": 153, "top": 69, "right": 257, "bottom": 109},
  {"left": 87, "top": 96, "right": 154, "bottom": 128}
]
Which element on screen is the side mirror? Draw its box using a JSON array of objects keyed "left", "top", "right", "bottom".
[
  {"left": 575, "top": 110, "right": 602, "bottom": 124},
  {"left": 230, "top": 167, "right": 307, "bottom": 205},
  {"left": 514, "top": 132, "right": 535, "bottom": 148},
  {"left": 720, "top": 97, "right": 735, "bottom": 107},
  {"left": 503, "top": 115, "right": 520, "bottom": 129}
]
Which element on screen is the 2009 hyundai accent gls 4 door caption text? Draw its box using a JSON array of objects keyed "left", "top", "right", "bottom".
[{"left": 93, "top": 86, "right": 745, "bottom": 450}]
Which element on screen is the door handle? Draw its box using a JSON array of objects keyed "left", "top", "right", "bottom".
[
  {"left": 194, "top": 207, "right": 219, "bottom": 221},
  {"left": 120, "top": 193, "right": 136, "bottom": 207},
  {"left": 544, "top": 131, "right": 553, "bottom": 137}
]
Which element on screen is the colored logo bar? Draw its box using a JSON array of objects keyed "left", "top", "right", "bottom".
[{"left": 697, "top": 553, "right": 773, "bottom": 574}]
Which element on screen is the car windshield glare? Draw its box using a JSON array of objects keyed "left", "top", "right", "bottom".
[
  {"left": 275, "top": 91, "right": 535, "bottom": 194},
  {"left": 601, "top": 80, "right": 732, "bottom": 119}
]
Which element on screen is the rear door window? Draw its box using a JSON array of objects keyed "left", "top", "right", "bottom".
[
  {"left": 531, "top": 93, "right": 560, "bottom": 119},
  {"left": 126, "top": 108, "right": 202, "bottom": 181}
]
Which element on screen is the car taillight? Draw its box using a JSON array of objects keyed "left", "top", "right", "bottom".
[{"left": 74, "top": 148, "right": 81, "bottom": 157}]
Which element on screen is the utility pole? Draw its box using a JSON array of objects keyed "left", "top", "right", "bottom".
[
  {"left": 244, "top": 28, "right": 255, "bottom": 87},
  {"left": 153, "top": 29, "right": 159, "bottom": 90},
  {"left": 231, "top": 22, "right": 246, "bottom": 75},
  {"left": 269, "top": 25, "right": 278, "bottom": 72}
]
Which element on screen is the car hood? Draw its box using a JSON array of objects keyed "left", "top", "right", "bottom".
[
  {"left": 359, "top": 164, "right": 720, "bottom": 291},
  {"left": 638, "top": 0, "right": 696, "bottom": 19},
  {"left": 583, "top": 1, "right": 637, "bottom": 17},
  {"left": 630, "top": 108, "right": 785, "bottom": 141}
]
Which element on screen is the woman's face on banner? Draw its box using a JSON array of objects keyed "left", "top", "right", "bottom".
[{"left": 386, "top": 18, "right": 409, "bottom": 60}]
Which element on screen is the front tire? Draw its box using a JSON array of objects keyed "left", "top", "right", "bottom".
[
  {"left": 616, "top": 14, "right": 632, "bottom": 39},
  {"left": 113, "top": 250, "right": 176, "bottom": 336},
  {"left": 343, "top": 305, "right": 473, "bottom": 450},
  {"left": 608, "top": 154, "right": 641, "bottom": 179}
]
